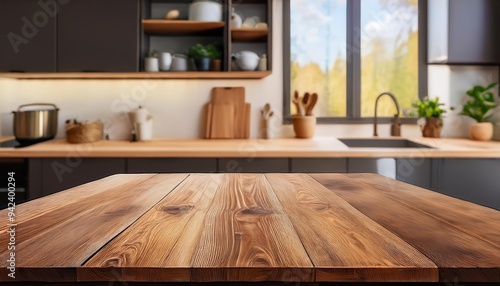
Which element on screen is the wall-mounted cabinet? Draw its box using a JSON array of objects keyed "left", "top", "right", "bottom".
[
  {"left": 140, "top": 0, "right": 272, "bottom": 76},
  {"left": 0, "top": 0, "right": 57, "bottom": 72},
  {"left": 0, "top": 0, "right": 272, "bottom": 79},
  {"left": 428, "top": 0, "right": 500, "bottom": 64}
]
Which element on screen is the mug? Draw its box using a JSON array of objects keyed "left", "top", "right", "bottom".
[
  {"left": 159, "top": 52, "right": 172, "bottom": 71},
  {"left": 170, "top": 54, "right": 188, "bottom": 71}
]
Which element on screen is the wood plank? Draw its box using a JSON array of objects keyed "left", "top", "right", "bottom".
[
  {"left": 265, "top": 174, "right": 438, "bottom": 282},
  {"left": 0, "top": 174, "right": 188, "bottom": 282},
  {"left": 311, "top": 173, "right": 500, "bottom": 282},
  {"left": 0, "top": 71, "right": 272, "bottom": 80},
  {"left": 142, "top": 20, "right": 224, "bottom": 35},
  {"left": 190, "top": 174, "right": 313, "bottom": 282},
  {"left": 204, "top": 103, "right": 213, "bottom": 139},
  {"left": 80, "top": 174, "right": 223, "bottom": 282},
  {"left": 231, "top": 28, "right": 268, "bottom": 42}
]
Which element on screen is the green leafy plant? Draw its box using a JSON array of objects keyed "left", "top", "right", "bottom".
[
  {"left": 148, "top": 50, "right": 158, "bottom": 58},
  {"left": 411, "top": 97, "right": 447, "bottom": 118},
  {"left": 188, "top": 44, "right": 210, "bottom": 59},
  {"left": 457, "top": 82, "right": 498, "bottom": 123},
  {"left": 206, "top": 44, "right": 222, "bottom": 60}
]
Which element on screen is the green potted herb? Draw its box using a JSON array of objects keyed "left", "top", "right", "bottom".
[
  {"left": 145, "top": 51, "right": 159, "bottom": 72},
  {"left": 206, "top": 44, "right": 222, "bottom": 71},
  {"left": 411, "top": 97, "right": 447, "bottom": 138},
  {"left": 188, "top": 44, "right": 211, "bottom": 72},
  {"left": 457, "top": 82, "right": 498, "bottom": 141}
]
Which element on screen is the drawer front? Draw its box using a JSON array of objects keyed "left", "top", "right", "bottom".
[
  {"left": 291, "top": 158, "right": 347, "bottom": 173},
  {"left": 218, "top": 158, "right": 289, "bottom": 173},
  {"left": 128, "top": 158, "right": 217, "bottom": 173}
]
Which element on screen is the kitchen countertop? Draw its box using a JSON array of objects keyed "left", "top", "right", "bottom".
[
  {"left": 1, "top": 137, "right": 500, "bottom": 158},
  {"left": 0, "top": 173, "right": 498, "bottom": 283}
]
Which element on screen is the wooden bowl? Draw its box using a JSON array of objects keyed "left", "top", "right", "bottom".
[{"left": 66, "top": 120, "right": 103, "bottom": 144}]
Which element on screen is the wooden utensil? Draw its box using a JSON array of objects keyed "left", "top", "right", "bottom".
[
  {"left": 210, "top": 104, "right": 235, "bottom": 139},
  {"left": 305, "top": 93, "right": 318, "bottom": 116},
  {"left": 292, "top": 91, "right": 302, "bottom": 116}
]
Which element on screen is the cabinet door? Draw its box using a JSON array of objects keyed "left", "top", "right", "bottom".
[
  {"left": 57, "top": 0, "right": 139, "bottom": 72},
  {"left": 347, "top": 158, "right": 396, "bottom": 179},
  {"left": 219, "top": 158, "right": 289, "bottom": 173},
  {"left": 436, "top": 159, "right": 500, "bottom": 210},
  {"left": 396, "top": 158, "right": 432, "bottom": 189},
  {"left": 127, "top": 158, "right": 217, "bottom": 173},
  {"left": 41, "top": 158, "right": 125, "bottom": 196},
  {"left": 0, "top": 0, "right": 56, "bottom": 72},
  {"left": 291, "top": 158, "right": 346, "bottom": 173},
  {"left": 448, "top": 0, "right": 500, "bottom": 63}
]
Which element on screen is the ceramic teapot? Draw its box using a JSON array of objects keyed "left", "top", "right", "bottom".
[{"left": 232, "top": 50, "right": 259, "bottom": 71}]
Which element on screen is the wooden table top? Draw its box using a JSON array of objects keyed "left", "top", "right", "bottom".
[{"left": 0, "top": 173, "right": 499, "bottom": 283}]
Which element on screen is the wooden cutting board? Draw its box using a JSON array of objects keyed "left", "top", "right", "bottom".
[
  {"left": 212, "top": 87, "right": 246, "bottom": 138},
  {"left": 210, "top": 104, "right": 235, "bottom": 139},
  {"left": 204, "top": 103, "right": 213, "bottom": 139},
  {"left": 244, "top": 103, "right": 251, "bottom": 139}
]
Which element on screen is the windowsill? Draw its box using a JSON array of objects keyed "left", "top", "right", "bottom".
[{"left": 283, "top": 117, "right": 418, "bottom": 125}]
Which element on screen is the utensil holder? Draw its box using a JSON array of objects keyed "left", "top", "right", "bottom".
[{"left": 292, "top": 115, "right": 316, "bottom": 139}]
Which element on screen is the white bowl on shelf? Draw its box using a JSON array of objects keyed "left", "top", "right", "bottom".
[{"left": 189, "top": 0, "right": 223, "bottom": 22}]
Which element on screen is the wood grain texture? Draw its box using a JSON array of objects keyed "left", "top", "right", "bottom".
[
  {"left": 210, "top": 104, "right": 235, "bottom": 139},
  {"left": 212, "top": 87, "right": 246, "bottom": 139},
  {"left": 190, "top": 174, "right": 314, "bottom": 282},
  {"left": 0, "top": 174, "right": 188, "bottom": 282},
  {"left": 2, "top": 137, "right": 500, "bottom": 159},
  {"left": 311, "top": 173, "right": 500, "bottom": 282},
  {"left": 81, "top": 174, "right": 223, "bottom": 282},
  {"left": 265, "top": 174, "right": 438, "bottom": 282}
]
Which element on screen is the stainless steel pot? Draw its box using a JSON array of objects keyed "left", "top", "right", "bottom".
[{"left": 12, "top": 103, "right": 59, "bottom": 142}]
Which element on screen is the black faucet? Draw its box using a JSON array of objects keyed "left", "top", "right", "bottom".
[{"left": 373, "top": 92, "right": 401, "bottom": 137}]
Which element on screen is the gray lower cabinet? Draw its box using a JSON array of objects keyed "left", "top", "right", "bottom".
[
  {"left": 218, "top": 158, "right": 289, "bottom": 173},
  {"left": 434, "top": 159, "right": 500, "bottom": 210},
  {"left": 39, "top": 158, "right": 125, "bottom": 196},
  {"left": 396, "top": 158, "right": 432, "bottom": 190},
  {"left": 127, "top": 158, "right": 217, "bottom": 173},
  {"left": 290, "top": 158, "right": 347, "bottom": 173},
  {"left": 347, "top": 158, "right": 397, "bottom": 179}
]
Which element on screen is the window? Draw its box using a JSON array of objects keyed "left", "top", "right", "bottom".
[{"left": 285, "top": 0, "right": 426, "bottom": 122}]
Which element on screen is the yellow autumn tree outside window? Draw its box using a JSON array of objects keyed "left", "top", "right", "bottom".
[{"left": 290, "top": 0, "right": 419, "bottom": 118}]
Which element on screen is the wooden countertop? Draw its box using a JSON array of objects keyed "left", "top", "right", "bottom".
[
  {"left": 1, "top": 137, "right": 500, "bottom": 158},
  {"left": 0, "top": 173, "right": 499, "bottom": 283}
]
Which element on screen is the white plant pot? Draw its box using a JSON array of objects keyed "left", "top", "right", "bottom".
[
  {"left": 469, "top": 122, "right": 493, "bottom": 141},
  {"left": 188, "top": 1, "right": 222, "bottom": 22},
  {"left": 145, "top": 58, "right": 159, "bottom": 72}
]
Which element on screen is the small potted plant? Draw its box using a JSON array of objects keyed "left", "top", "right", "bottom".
[
  {"left": 188, "top": 44, "right": 211, "bottom": 72},
  {"left": 144, "top": 51, "right": 159, "bottom": 72},
  {"left": 457, "top": 82, "right": 498, "bottom": 141},
  {"left": 411, "top": 97, "right": 447, "bottom": 138},
  {"left": 206, "top": 44, "right": 222, "bottom": 71}
]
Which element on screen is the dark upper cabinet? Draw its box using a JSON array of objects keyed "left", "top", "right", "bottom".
[
  {"left": 57, "top": 0, "right": 140, "bottom": 72},
  {"left": 0, "top": 0, "right": 57, "bottom": 72},
  {"left": 428, "top": 0, "right": 500, "bottom": 64}
]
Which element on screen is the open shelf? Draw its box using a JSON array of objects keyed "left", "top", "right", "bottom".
[
  {"left": 0, "top": 71, "right": 272, "bottom": 80},
  {"left": 142, "top": 20, "right": 225, "bottom": 36},
  {"left": 231, "top": 28, "right": 268, "bottom": 42}
]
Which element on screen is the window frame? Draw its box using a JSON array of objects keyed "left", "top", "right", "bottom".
[{"left": 283, "top": 0, "right": 428, "bottom": 124}]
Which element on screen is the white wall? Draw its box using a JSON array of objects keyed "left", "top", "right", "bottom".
[{"left": 0, "top": 0, "right": 497, "bottom": 140}]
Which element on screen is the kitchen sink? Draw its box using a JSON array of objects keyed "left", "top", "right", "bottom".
[{"left": 339, "top": 139, "right": 434, "bottom": 149}]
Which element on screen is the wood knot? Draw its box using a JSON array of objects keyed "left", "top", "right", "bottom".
[
  {"left": 162, "top": 205, "right": 194, "bottom": 214},
  {"left": 241, "top": 206, "right": 273, "bottom": 215}
]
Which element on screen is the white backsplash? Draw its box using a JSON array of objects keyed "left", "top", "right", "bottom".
[{"left": 428, "top": 65, "right": 499, "bottom": 138}]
